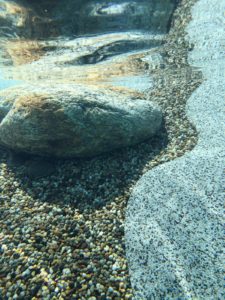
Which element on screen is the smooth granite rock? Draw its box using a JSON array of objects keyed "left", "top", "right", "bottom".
[
  {"left": 125, "top": 0, "right": 225, "bottom": 299},
  {"left": 0, "top": 84, "right": 162, "bottom": 157}
]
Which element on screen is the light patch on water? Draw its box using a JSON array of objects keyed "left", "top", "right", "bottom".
[
  {"left": 0, "top": 71, "right": 21, "bottom": 90},
  {"left": 110, "top": 74, "right": 153, "bottom": 92},
  {"left": 96, "top": 2, "right": 130, "bottom": 15}
]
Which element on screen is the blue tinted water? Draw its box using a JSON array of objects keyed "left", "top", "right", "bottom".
[{"left": 0, "top": 71, "right": 21, "bottom": 90}]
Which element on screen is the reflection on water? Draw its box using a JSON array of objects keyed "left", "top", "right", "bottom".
[
  {"left": 111, "top": 74, "right": 154, "bottom": 91},
  {"left": 1, "top": 33, "right": 165, "bottom": 94},
  {"left": 0, "top": 0, "right": 176, "bottom": 94}
]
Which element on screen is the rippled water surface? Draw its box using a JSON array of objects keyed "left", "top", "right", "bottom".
[{"left": 0, "top": 0, "right": 177, "bottom": 92}]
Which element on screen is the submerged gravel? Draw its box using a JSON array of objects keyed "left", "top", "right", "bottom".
[{"left": 0, "top": 0, "right": 202, "bottom": 299}]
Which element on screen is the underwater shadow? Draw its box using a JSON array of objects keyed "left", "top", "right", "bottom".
[{"left": 4, "top": 122, "right": 168, "bottom": 212}]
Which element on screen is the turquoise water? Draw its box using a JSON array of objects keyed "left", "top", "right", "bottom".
[{"left": 0, "top": 71, "right": 21, "bottom": 90}]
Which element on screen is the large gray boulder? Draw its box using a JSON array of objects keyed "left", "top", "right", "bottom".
[{"left": 0, "top": 84, "right": 162, "bottom": 157}]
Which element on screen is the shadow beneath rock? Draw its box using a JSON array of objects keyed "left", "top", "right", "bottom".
[{"left": 3, "top": 123, "right": 168, "bottom": 212}]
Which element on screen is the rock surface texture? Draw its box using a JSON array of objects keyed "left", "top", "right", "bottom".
[
  {"left": 0, "top": 84, "right": 162, "bottom": 157},
  {"left": 125, "top": 0, "right": 225, "bottom": 299},
  {"left": 0, "top": 0, "right": 177, "bottom": 157}
]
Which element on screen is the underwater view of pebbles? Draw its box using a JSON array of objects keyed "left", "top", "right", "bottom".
[{"left": 0, "top": 1, "right": 202, "bottom": 299}]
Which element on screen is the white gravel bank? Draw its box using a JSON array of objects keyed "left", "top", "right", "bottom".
[{"left": 125, "top": 0, "right": 225, "bottom": 298}]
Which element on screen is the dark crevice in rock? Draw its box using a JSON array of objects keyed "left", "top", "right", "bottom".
[{"left": 166, "top": 0, "right": 182, "bottom": 32}]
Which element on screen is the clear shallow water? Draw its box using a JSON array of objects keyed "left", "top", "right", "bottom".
[{"left": 0, "top": 33, "right": 160, "bottom": 94}]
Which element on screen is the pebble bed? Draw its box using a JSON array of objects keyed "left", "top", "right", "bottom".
[{"left": 0, "top": 0, "right": 202, "bottom": 299}]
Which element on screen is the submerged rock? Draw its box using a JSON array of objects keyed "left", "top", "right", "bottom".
[
  {"left": 0, "top": 84, "right": 162, "bottom": 157},
  {"left": 0, "top": 0, "right": 177, "bottom": 157}
]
